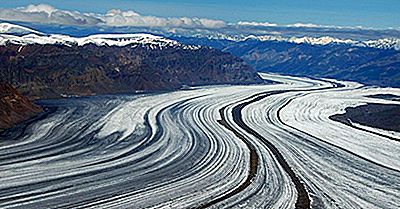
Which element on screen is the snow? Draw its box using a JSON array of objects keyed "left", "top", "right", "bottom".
[
  {"left": 247, "top": 35, "right": 400, "bottom": 50},
  {"left": 0, "top": 23, "right": 42, "bottom": 35},
  {"left": 288, "top": 36, "right": 356, "bottom": 45},
  {"left": 1, "top": 22, "right": 398, "bottom": 50},
  {"left": 363, "top": 38, "right": 400, "bottom": 50},
  {"left": 202, "top": 33, "right": 400, "bottom": 50},
  {"left": 0, "top": 33, "right": 201, "bottom": 50},
  {"left": 0, "top": 73, "right": 399, "bottom": 208}
]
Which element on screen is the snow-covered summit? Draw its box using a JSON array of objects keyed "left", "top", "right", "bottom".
[
  {"left": 286, "top": 36, "right": 400, "bottom": 50},
  {"left": 0, "top": 22, "right": 398, "bottom": 50},
  {"left": 0, "top": 23, "right": 43, "bottom": 35},
  {"left": 0, "top": 33, "right": 201, "bottom": 50},
  {"left": 195, "top": 33, "right": 400, "bottom": 50},
  {"left": 244, "top": 35, "right": 400, "bottom": 50},
  {"left": 363, "top": 38, "right": 400, "bottom": 50},
  {"left": 287, "top": 36, "right": 357, "bottom": 45}
]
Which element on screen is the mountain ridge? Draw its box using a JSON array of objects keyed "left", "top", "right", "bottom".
[
  {"left": 0, "top": 22, "right": 43, "bottom": 35},
  {"left": 177, "top": 34, "right": 400, "bottom": 51},
  {"left": 175, "top": 36, "right": 400, "bottom": 87},
  {"left": 0, "top": 39, "right": 262, "bottom": 100}
]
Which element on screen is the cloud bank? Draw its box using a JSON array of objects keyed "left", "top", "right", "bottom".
[
  {"left": 0, "top": 4, "right": 396, "bottom": 31},
  {"left": 0, "top": 4, "right": 103, "bottom": 26},
  {"left": 0, "top": 4, "right": 226, "bottom": 29},
  {"left": 237, "top": 21, "right": 278, "bottom": 27},
  {"left": 104, "top": 9, "right": 226, "bottom": 28}
]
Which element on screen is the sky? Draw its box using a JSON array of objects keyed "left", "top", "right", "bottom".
[{"left": 0, "top": 0, "right": 399, "bottom": 28}]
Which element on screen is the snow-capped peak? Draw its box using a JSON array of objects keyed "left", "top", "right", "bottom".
[
  {"left": 287, "top": 36, "right": 357, "bottom": 45},
  {"left": 206, "top": 34, "right": 400, "bottom": 50},
  {"left": 0, "top": 33, "right": 201, "bottom": 50},
  {"left": 0, "top": 23, "right": 43, "bottom": 35},
  {"left": 363, "top": 38, "right": 400, "bottom": 50}
]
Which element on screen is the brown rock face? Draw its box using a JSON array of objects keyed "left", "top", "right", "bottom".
[
  {"left": 0, "top": 44, "right": 262, "bottom": 99},
  {"left": 0, "top": 83, "right": 42, "bottom": 129}
]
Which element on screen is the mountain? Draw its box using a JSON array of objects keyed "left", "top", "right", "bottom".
[
  {"left": 0, "top": 33, "right": 262, "bottom": 100},
  {"left": 0, "top": 23, "right": 43, "bottom": 35},
  {"left": 7, "top": 20, "right": 400, "bottom": 41},
  {"left": 0, "top": 83, "right": 42, "bottom": 130},
  {"left": 0, "top": 33, "right": 196, "bottom": 47},
  {"left": 176, "top": 34, "right": 400, "bottom": 51},
  {"left": 175, "top": 36, "right": 400, "bottom": 87}
]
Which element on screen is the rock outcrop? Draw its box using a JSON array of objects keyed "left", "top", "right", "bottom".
[{"left": 0, "top": 83, "right": 42, "bottom": 130}]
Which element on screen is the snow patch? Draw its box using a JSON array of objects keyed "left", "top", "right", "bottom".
[{"left": 0, "top": 22, "right": 42, "bottom": 35}]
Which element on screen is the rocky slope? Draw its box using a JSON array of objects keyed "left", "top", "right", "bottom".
[
  {"left": 176, "top": 36, "right": 400, "bottom": 87},
  {"left": 0, "top": 34, "right": 262, "bottom": 99},
  {"left": 330, "top": 103, "right": 400, "bottom": 132},
  {"left": 0, "top": 83, "right": 42, "bottom": 130}
]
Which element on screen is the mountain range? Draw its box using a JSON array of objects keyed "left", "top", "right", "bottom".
[
  {"left": 0, "top": 22, "right": 399, "bottom": 129},
  {"left": 0, "top": 32, "right": 262, "bottom": 100},
  {"left": 0, "top": 24, "right": 263, "bottom": 128},
  {"left": 1, "top": 22, "right": 399, "bottom": 89},
  {"left": 175, "top": 35, "right": 400, "bottom": 87}
]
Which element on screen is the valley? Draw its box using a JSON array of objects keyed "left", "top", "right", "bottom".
[{"left": 1, "top": 73, "right": 399, "bottom": 208}]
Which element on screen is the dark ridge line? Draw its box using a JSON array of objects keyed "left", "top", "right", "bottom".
[
  {"left": 195, "top": 106, "right": 259, "bottom": 209},
  {"left": 196, "top": 79, "right": 344, "bottom": 208},
  {"left": 0, "top": 101, "right": 120, "bottom": 165},
  {"left": 1, "top": 80, "right": 344, "bottom": 208},
  {"left": 197, "top": 90, "right": 314, "bottom": 209},
  {"left": 329, "top": 115, "right": 400, "bottom": 143},
  {"left": 53, "top": 97, "right": 210, "bottom": 209},
  {"left": 0, "top": 122, "right": 96, "bottom": 166},
  {"left": 61, "top": 82, "right": 339, "bottom": 208},
  {"left": 68, "top": 79, "right": 362, "bottom": 208},
  {"left": 0, "top": 109, "right": 152, "bottom": 204},
  {"left": 231, "top": 91, "right": 311, "bottom": 209}
]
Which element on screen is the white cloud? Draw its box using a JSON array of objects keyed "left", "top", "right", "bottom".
[
  {"left": 0, "top": 4, "right": 103, "bottom": 25},
  {"left": 101, "top": 9, "right": 226, "bottom": 28},
  {"left": 285, "top": 23, "right": 321, "bottom": 28},
  {"left": 235, "top": 21, "right": 375, "bottom": 30},
  {"left": 237, "top": 21, "right": 278, "bottom": 27},
  {"left": 0, "top": 4, "right": 384, "bottom": 31},
  {"left": 22, "top": 4, "right": 56, "bottom": 16},
  {"left": 0, "top": 4, "right": 226, "bottom": 29}
]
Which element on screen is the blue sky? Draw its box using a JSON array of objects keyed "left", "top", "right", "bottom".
[{"left": 1, "top": 0, "right": 399, "bottom": 28}]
